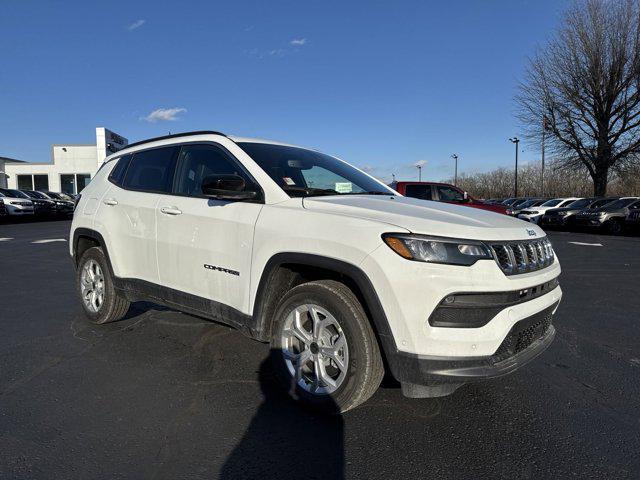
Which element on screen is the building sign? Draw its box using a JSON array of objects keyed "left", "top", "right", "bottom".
[{"left": 106, "top": 129, "right": 128, "bottom": 153}]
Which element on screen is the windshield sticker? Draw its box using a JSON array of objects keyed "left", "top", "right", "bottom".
[
  {"left": 283, "top": 177, "right": 296, "bottom": 186},
  {"left": 335, "top": 182, "right": 353, "bottom": 193}
]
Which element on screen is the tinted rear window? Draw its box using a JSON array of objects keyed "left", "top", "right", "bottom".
[
  {"left": 123, "top": 147, "right": 178, "bottom": 192},
  {"left": 404, "top": 184, "right": 433, "bottom": 200},
  {"left": 108, "top": 154, "right": 132, "bottom": 186}
]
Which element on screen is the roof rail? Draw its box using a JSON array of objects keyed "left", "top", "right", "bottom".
[{"left": 123, "top": 130, "right": 227, "bottom": 150}]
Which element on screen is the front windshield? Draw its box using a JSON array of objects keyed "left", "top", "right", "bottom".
[
  {"left": 605, "top": 198, "right": 638, "bottom": 209},
  {"left": 27, "top": 191, "right": 47, "bottom": 199},
  {"left": 590, "top": 198, "right": 614, "bottom": 209},
  {"left": 237, "top": 143, "right": 393, "bottom": 197},
  {"left": 566, "top": 198, "right": 591, "bottom": 209},
  {"left": 3, "top": 189, "right": 30, "bottom": 199},
  {"left": 541, "top": 199, "right": 562, "bottom": 207},
  {"left": 518, "top": 199, "right": 538, "bottom": 208}
]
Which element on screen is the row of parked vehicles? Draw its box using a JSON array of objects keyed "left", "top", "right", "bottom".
[
  {"left": 0, "top": 188, "right": 77, "bottom": 220},
  {"left": 486, "top": 196, "right": 640, "bottom": 234}
]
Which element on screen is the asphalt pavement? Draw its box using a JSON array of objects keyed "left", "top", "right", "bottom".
[{"left": 0, "top": 219, "right": 639, "bottom": 479}]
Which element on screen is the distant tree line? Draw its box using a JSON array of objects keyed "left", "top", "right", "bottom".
[
  {"left": 516, "top": 0, "right": 640, "bottom": 196},
  {"left": 443, "top": 160, "right": 640, "bottom": 199}
]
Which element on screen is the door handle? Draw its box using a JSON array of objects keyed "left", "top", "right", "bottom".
[
  {"left": 103, "top": 198, "right": 118, "bottom": 206},
  {"left": 160, "top": 206, "right": 182, "bottom": 216}
]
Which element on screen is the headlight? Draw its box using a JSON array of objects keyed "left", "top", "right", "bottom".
[
  {"left": 506, "top": 208, "right": 514, "bottom": 215},
  {"left": 382, "top": 233, "right": 493, "bottom": 266}
]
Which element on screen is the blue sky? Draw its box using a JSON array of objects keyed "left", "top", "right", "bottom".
[{"left": 0, "top": 0, "right": 569, "bottom": 182}]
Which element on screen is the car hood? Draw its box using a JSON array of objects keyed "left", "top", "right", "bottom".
[
  {"left": 585, "top": 207, "right": 627, "bottom": 214},
  {"left": 302, "top": 195, "right": 544, "bottom": 241},
  {"left": 547, "top": 207, "right": 580, "bottom": 214}
]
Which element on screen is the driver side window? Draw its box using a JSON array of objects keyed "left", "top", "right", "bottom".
[
  {"left": 173, "top": 144, "right": 252, "bottom": 197},
  {"left": 436, "top": 186, "right": 464, "bottom": 202}
]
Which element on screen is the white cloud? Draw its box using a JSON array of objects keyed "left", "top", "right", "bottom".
[
  {"left": 360, "top": 164, "right": 376, "bottom": 173},
  {"left": 127, "top": 19, "right": 146, "bottom": 31},
  {"left": 413, "top": 160, "right": 427, "bottom": 167},
  {"left": 290, "top": 38, "right": 307, "bottom": 46},
  {"left": 142, "top": 107, "right": 187, "bottom": 123}
]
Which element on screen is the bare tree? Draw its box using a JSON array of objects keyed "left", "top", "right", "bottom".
[{"left": 517, "top": 0, "right": 640, "bottom": 196}]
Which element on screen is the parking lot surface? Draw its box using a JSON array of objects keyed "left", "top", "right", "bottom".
[{"left": 1, "top": 220, "right": 639, "bottom": 479}]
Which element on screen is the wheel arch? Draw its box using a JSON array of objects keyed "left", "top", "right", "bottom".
[
  {"left": 72, "top": 228, "right": 116, "bottom": 278},
  {"left": 251, "top": 253, "right": 398, "bottom": 360}
]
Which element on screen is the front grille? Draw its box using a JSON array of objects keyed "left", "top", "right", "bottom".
[
  {"left": 491, "top": 302, "right": 557, "bottom": 363},
  {"left": 490, "top": 238, "right": 554, "bottom": 275}
]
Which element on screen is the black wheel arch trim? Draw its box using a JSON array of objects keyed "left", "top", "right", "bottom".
[
  {"left": 72, "top": 228, "right": 116, "bottom": 276},
  {"left": 251, "top": 252, "right": 399, "bottom": 365}
]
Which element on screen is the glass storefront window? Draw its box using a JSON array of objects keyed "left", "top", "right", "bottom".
[
  {"left": 33, "top": 174, "right": 49, "bottom": 191},
  {"left": 17, "top": 175, "right": 33, "bottom": 190},
  {"left": 60, "top": 174, "right": 75, "bottom": 195},
  {"left": 76, "top": 174, "right": 91, "bottom": 192}
]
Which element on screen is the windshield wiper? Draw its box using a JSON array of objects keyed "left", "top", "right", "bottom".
[
  {"left": 282, "top": 186, "right": 339, "bottom": 197},
  {"left": 340, "top": 191, "right": 394, "bottom": 196}
]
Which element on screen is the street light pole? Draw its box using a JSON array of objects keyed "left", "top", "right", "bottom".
[
  {"left": 417, "top": 164, "right": 422, "bottom": 181},
  {"left": 451, "top": 154, "right": 458, "bottom": 186},
  {"left": 509, "top": 137, "right": 520, "bottom": 197}
]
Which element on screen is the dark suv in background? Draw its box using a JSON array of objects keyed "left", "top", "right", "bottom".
[
  {"left": 540, "top": 197, "right": 616, "bottom": 228},
  {"left": 38, "top": 191, "right": 75, "bottom": 215},
  {"left": 574, "top": 197, "right": 640, "bottom": 234},
  {"left": 22, "top": 190, "right": 57, "bottom": 217}
]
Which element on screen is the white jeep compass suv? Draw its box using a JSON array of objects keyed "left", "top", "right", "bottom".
[{"left": 70, "top": 131, "right": 562, "bottom": 413}]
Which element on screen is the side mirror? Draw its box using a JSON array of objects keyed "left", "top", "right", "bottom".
[{"left": 201, "top": 174, "right": 258, "bottom": 200}]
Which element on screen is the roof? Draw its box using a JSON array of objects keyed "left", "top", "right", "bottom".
[{"left": 0, "top": 156, "right": 26, "bottom": 163}]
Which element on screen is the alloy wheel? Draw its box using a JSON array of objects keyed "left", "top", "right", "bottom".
[
  {"left": 80, "top": 259, "right": 105, "bottom": 313},
  {"left": 280, "top": 303, "right": 349, "bottom": 395}
]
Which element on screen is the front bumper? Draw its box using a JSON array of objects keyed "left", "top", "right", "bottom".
[
  {"left": 541, "top": 215, "right": 568, "bottom": 226},
  {"left": 517, "top": 213, "right": 542, "bottom": 224},
  {"left": 6, "top": 205, "right": 34, "bottom": 215},
  {"left": 574, "top": 216, "right": 604, "bottom": 227},
  {"left": 388, "top": 301, "right": 558, "bottom": 386}
]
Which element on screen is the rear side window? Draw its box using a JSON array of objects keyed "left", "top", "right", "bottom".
[
  {"left": 108, "top": 154, "right": 132, "bottom": 186},
  {"left": 404, "top": 184, "right": 433, "bottom": 200},
  {"left": 123, "top": 146, "right": 179, "bottom": 193}
]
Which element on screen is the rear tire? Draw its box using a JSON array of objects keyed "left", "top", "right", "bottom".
[
  {"left": 270, "top": 280, "right": 384, "bottom": 414},
  {"left": 76, "top": 246, "right": 130, "bottom": 324}
]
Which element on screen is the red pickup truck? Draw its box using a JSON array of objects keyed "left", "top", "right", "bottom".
[{"left": 389, "top": 181, "right": 509, "bottom": 215}]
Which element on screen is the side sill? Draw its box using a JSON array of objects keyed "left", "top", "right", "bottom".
[{"left": 114, "top": 277, "right": 257, "bottom": 339}]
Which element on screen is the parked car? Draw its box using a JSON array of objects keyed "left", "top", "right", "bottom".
[
  {"left": 540, "top": 197, "right": 617, "bottom": 228},
  {"left": 0, "top": 188, "right": 35, "bottom": 217},
  {"left": 21, "top": 190, "right": 57, "bottom": 216},
  {"left": 0, "top": 198, "right": 7, "bottom": 218},
  {"left": 37, "top": 191, "right": 75, "bottom": 215},
  {"left": 625, "top": 202, "right": 640, "bottom": 232},
  {"left": 574, "top": 197, "right": 640, "bottom": 234},
  {"left": 517, "top": 197, "right": 582, "bottom": 224},
  {"left": 389, "top": 181, "right": 510, "bottom": 214},
  {"left": 509, "top": 198, "right": 549, "bottom": 216},
  {"left": 70, "top": 131, "right": 562, "bottom": 413}
]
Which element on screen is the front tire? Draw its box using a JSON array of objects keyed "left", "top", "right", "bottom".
[
  {"left": 607, "top": 219, "right": 624, "bottom": 235},
  {"left": 270, "top": 280, "right": 384, "bottom": 414},
  {"left": 76, "top": 247, "right": 130, "bottom": 324}
]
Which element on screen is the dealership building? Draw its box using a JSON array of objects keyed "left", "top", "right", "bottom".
[{"left": 0, "top": 128, "right": 128, "bottom": 194}]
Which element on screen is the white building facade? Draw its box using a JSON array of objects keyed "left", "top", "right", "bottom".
[{"left": 1, "top": 127, "right": 128, "bottom": 194}]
